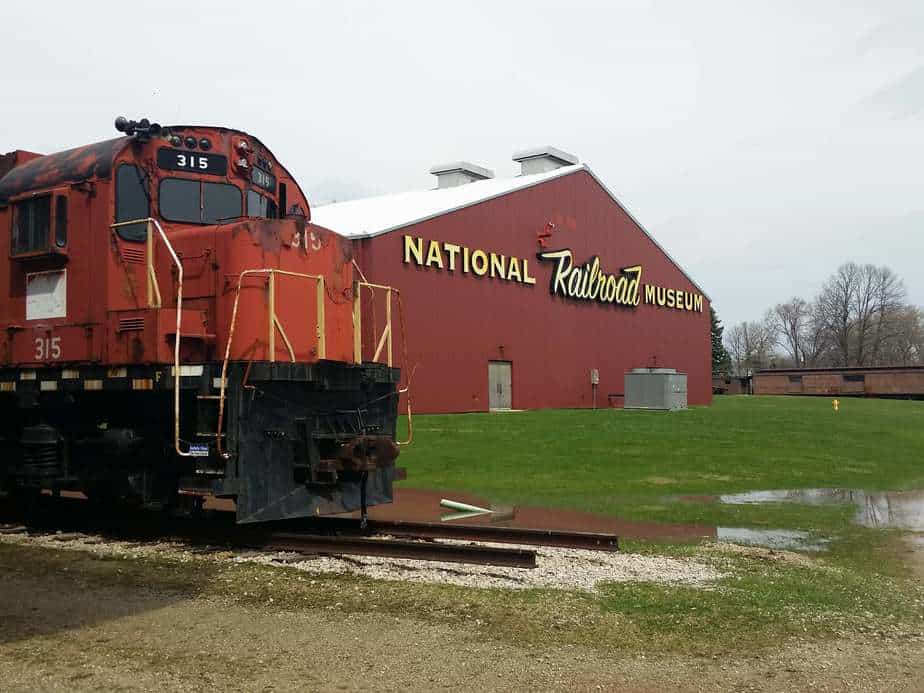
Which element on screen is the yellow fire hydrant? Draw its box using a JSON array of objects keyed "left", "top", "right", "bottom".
[{"left": 832, "top": 398, "right": 840, "bottom": 413}]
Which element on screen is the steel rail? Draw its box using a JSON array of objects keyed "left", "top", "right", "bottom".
[
  {"left": 305, "top": 518, "right": 619, "bottom": 551},
  {"left": 242, "top": 531, "right": 537, "bottom": 568},
  {"left": 0, "top": 497, "right": 538, "bottom": 568}
]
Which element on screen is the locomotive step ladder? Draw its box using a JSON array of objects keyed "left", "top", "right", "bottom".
[
  {"left": 193, "top": 392, "right": 226, "bottom": 476},
  {"left": 195, "top": 395, "right": 225, "bottom": 439}
]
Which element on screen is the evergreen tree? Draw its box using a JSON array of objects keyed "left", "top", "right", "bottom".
[{"left": 711, "top": 307, "right": 731, "bottom": 375}]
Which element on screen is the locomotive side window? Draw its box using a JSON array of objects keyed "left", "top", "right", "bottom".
[
  {"left": 247, "top": 190, "right": 278, "bottom": 219},
  {"left": 55, "top": 196, "right": 68, "bottom": 248},
  {"left": 11, "top": 195, "right": 51, "bottom": 255},
  {"left": 115, "top": 164, "right": 150, "bottom": 242},
  {"left": 159, "top": 179, "right": 242, "bottom": 224}
]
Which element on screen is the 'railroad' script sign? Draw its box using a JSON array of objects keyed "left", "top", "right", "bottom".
[{"left": 537, "top": 249, "right": 641, "bottom": 307}]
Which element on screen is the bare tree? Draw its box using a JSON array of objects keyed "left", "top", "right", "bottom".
[
  {"left": 816, "top": 262, "right": 859, "bottom": 366},
  {"left": 851, "top": 263, "right": 879, "bottom": 366},
  {"left": 773, "top": 297, "right": 810, "bottom": 365},
  {"left": 911, "top": 308, "right": 924, "bottom": 364},
  {"left": 754, "top": 310, "right": 779, "bottom": 368},
  {"left": 726, "top": 323, "right": 747, "bottom": 376},
  {"left": 741, "top": 263, "right": 915, "bottom": 370},
  {"left": 803, "top": 302, "right": 830, "bottom": 366},
  {"left": 877, "top": 306, "right": 923, "bottom": 365},
  {"left": 724, "top": 316, "right": 778, "bottom": 374},
  {"left": 869, "top": 266, "right": 907, "bottom": 364}
]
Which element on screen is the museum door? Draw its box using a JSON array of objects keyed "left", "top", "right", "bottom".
[{"left": 488, "top": 361, "right": 512, "bottom": 410}]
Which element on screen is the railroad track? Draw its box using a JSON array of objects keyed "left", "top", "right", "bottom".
[
  {"left": 292, "top": 517, "right": 619, "bottom": 552},
  {"left": 228, "top": 530, "right": 537, "bottom": 568},
  {"left": 0, "top": 495, "right": 620, "bottom": 568},
  {"left": 0, "top": 520, "right": 538, "bottom": 569}
]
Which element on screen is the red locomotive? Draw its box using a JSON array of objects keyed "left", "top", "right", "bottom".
[{"left": 0, "top": 117, "right": 402, "bottom": 523}]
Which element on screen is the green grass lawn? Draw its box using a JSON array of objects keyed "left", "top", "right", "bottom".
[
  {"left": 398, "top": 396, "right": 924, "bottom": 530},
  {"left": 387, "top": 396, "right": 924, "bottom": 650}
]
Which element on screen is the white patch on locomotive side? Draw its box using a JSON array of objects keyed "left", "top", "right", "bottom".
[{"left": 26, "top": 269, "right": 67, "bottom": 321}]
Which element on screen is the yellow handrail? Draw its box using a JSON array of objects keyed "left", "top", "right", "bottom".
[
  {"left": 216, "top": 268, "right": 326, "bottom": 457},
  {"left": 353, "top": 281, "right": 396, "bottom": 367},
  {"left": 352, "top": 280, "right": 412, "bottom": 446},
  {"left": 111, "top": 217, "right": 190, "bottom": 458}
]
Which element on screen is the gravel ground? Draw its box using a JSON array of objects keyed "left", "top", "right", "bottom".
[
  {"left": 0, "top": 529, "right": 722, "bottom": 591},
  {"left": 2, "top": 527, "right": 923, "bottom": 691},
  {"left": 238, "top": 542, "right": 721, "bottom": 590}
]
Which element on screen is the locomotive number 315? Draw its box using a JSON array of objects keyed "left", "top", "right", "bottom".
[
  {"left": 35, "top": 336, "right": 62, "bottom": 360},
  {"left": 175, "top": 153, "right": 209, "bottom": 170}
]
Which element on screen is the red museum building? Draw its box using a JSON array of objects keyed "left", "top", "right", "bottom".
[{"left": 312, "top": 147, "right": 711, "bottom": 414}]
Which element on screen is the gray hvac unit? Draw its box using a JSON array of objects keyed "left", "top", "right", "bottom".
[{"left": 624, "top": 368, "right": 688, "bottom": 410}]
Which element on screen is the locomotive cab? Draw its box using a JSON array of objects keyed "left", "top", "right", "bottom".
[{"left": 0, "top": 117, "right": 402, "bottom": 523}]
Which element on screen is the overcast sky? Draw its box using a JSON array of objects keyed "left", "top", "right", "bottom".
[{"left": 2, "top": 0, "right": 921, "bottom": 327}]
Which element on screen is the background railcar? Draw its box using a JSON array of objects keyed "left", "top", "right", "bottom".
[
  {"left": 754, "top": 366, "right": 924, "bottom": 399},
  {"left": 0, "top": 117, "right": 404, "bottom": 523}
]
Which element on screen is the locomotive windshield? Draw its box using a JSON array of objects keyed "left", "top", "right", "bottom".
[{"left": 159, "top": 178, "right": 242, "bottom": 224}]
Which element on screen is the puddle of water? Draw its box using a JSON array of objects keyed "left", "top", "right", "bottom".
[
  {"left": 207, "top": 485, "right": 922, "bottom": 553},
  {"left": 716, "top": 527, "right": 829, "bottom": 552},
  {"left": 355, "top": 488, "right": 717, "bottom": 540},
  {"left": 719, "top": 488, "right": 924, "bottom": 532},
  {"left": 23, "top": 484, "right": 921, "bottom": 554},
  {"left": 365, "top": 489, "right": 831, "bottom": 551}
]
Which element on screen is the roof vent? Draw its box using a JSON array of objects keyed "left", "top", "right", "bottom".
[
  {"left": 512, "top": 146, "right": 578, "bottom": 175},
  {"left": 429, "top": 161, "right": 494, "bottom": 189}
]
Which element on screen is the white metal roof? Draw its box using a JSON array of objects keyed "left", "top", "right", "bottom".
[
  {"left": 311, "top": 165, "right": 583, "bottom": 239},
  {"left": 311, "top": 164, "right": 709, "bottom": 299}
]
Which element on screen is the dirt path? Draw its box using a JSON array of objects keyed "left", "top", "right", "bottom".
[{"left": 1, "top": 556, "right": 923, "bottom": 692}]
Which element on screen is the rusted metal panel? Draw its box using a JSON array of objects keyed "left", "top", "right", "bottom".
[
  {"left": 328, "top": 435, "right": 400, "bottom": 471},
  {"left": 0, "top": 150, "right": 44, "bottom": 181},
  {"left": 0, "top": 126, "right": 360, "bottom": 371},
  {"left": 0, "top": 139, "right": 129, "bottom": 202},
  {"left": 213, "top": 219, "right": 355, "bottom": 364}
]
